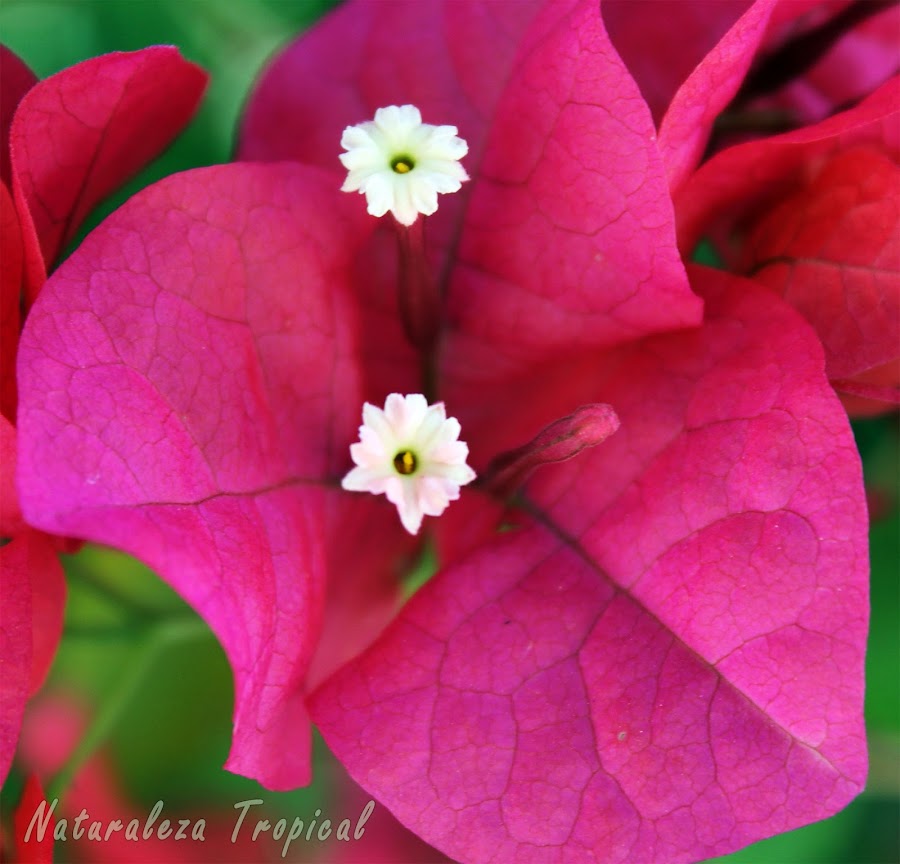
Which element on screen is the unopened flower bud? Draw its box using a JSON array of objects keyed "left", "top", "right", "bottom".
[{"left": 482, "top": 404, "right": 620, "bottom": 497}]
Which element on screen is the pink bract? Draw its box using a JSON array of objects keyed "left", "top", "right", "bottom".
[
  {"left": 0, "top": 45, "right": 37, "bottom": 189},
  {"left": 0, "top": 45, "right": 206, "bottom": 785},
  {"left": 0, "top": 537, "right": 31, "bottom": 784},
  {"left": 11, "top": 774, "right": 54, "bottom": 864},
  {"left": 676, "top": 77, "right": 899, "bottom": 407},
  {"left": 16, "top": 164, "right": 414, "bottom": 789},
  {"left": 602, "top": 0, "right": 899, "bottom": 408},
  {"left": 239, "top": 0, "right": 703, "bottom": 362},
  {"left": 313, "top": 264, "right": 868, "bottom": 862},
  {"left": 16, "top": 1, "right": 869, "bottom": 861},
  {"left": 9, "top": 46, "right": 208, "bottom": 303}
]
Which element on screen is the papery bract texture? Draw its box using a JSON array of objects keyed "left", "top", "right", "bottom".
[
  {"left": 239, "top": 1, "right": 538, "bottom": 178},
  {"left": 0, "top": 45, "right": 207, "bottom": 785},
  {"left": 602, "top": 0, "right": 752, "bottom": 126},
  {"left": 0, "top": 530, "right": 63, "bottom": 784},
  {"left": 0, "top": 415, "right": 24, "bottom": 534},
  {"left": 9, "top": 46, "right": 207, "bottom": 299},
  {"left": 240, "top": 0, "right": 703, "bottom": 366},
  {"left": 2, "top": 45, "right": 207, "bottom": 421},
  {"left": 12, "top": 774, "right": 54, "bottom": 864},
  {"left": 312, "top": 266, "right": 868, "bottom": 864},
  {"left": 598, "top": 2, "right": 899, "bottom": 409},
  {"left": 752, "top": 0, "right": 900, "bottom": 125},
  {"left": 604, "top": 0, "right": 898, "bottom": 136},
  {"left": 741, "top": 146, "right": 899, "bottom": 384},
  {"left": 0, "top": 537, "right": 30, "bottom": 784},
  {"left": 677, "top": 76, "right": 899, "bottom": 250},
  {"left": 1, "top": 182, "right": 23, "bottom": 422},
  {"left": 655, "top": 0, "right": 778, "bottom": 193},
  {"left": 448, "top": 0, "right": 701, "bottom": 364},
  {"left": 0, "top": 45, "right": 37, "bottom": 188},
  {"left": 678, "top": 77, "right": 900, "bottom": 405},
  {"left": 16, "top": 163, "right": 413, "bottom": 790}
]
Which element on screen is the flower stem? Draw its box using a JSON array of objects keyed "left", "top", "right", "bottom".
[
  {"left": 396, "top": 218, "right": 440, "bottom": 354},
  {"left": 46, "top": 616, "right": 208, "bottom": 804}
]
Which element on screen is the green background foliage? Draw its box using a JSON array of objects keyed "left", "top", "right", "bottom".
[{"left": 1, "top": 2, "right": 897, "bottom": 862}]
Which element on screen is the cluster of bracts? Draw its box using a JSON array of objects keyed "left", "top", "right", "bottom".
[{"left": 1, "top": 2, "right": 897, "bottom": 862}]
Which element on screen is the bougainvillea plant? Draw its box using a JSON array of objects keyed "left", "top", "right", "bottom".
[
  {"left": 0, "top": 45, "right": 206, "bottom": 784},
  {"left": 12, "top": 0, "right": 886, "bottom": 861}
]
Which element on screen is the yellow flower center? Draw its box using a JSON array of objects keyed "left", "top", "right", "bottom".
[
  {"left": 391, "top": 156, "right": 414, "bottom": 174},
  {"left": 393, "top": 450, "right": 417, "bottom": 475}
]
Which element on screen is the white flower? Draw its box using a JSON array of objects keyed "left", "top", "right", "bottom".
[
  {"left": 342, "top": 393, "right": 476, "bottom": 535},
  {"left": 339, "top": 104, "right": 469, "bottom": 226}
]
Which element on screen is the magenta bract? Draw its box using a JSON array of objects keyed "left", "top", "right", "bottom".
[
  {"left": 1, "top": 45, "right": 206, "bottom": 785},
  {"left": 677, "top": 77, "right": 900, "bottom": 408},
  {"left": 16, "top": 164, "right": 415, "bottom": 789},
  {"left": 603, "top": 0, "right": 899, "bottom": 409},
  {"left": 312, "top": 264, "right": 868, "bottom": 862},
  {"left": 10, "top": 46, "right": 207, "bottom": 302}
]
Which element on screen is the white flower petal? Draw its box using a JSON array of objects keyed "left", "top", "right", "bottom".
[
  {"left": 416, "top": 403, "right": 449, "bottom": 450},
  {"left": 430, "top": 461, "right": 477, "bottom": 486},
  {"left": 349, "top": 426, "right": 389, "bottom": 467},
  {"left": 410, "top": 180, "right": 438, "bottom": 218},
  {"left": 433, "top": 416, "right": 462, "bottom": 446},
  {"left": 340, "top": 124, "right": 376, "bottom": 151},
  {"left": 362, "top": 402, "right": 393, "bottom": 446},
  {"left": 342, "top": 393, "right": 476, "bottom": 535},
  {"left": 340, "top": 104, "right": 468, "bottom": 225},
  {"left": 385, "top": 476, "right": 424, "bottom": 535},
  {"left": 339, "top": 147, "right": 382, "bottom": 174},
  {"left": 385, "top": 393, "right": 428, "bottom": 440},
  {"left": 361, "top": 172, "right": 394, "bottom": 218},
  {"left": 342, "top": 465, "right": 390, "bottom": 493},
  {"left": 418, "top": 476, "right": 452, "bottom": 516},
  {"left": 390, "top": 181, "right": 420, "bottom": 227}
]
